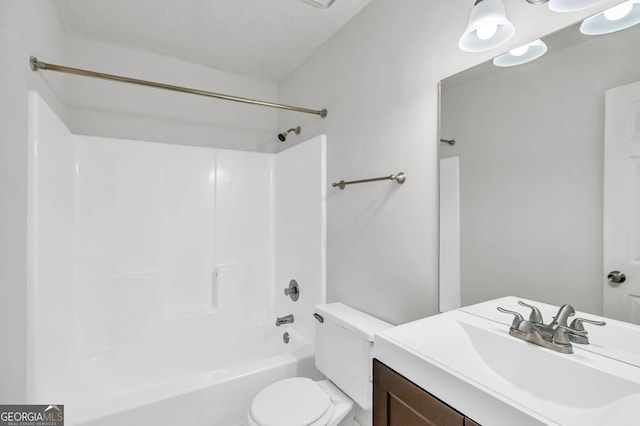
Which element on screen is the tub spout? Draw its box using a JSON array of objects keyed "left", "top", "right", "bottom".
[{"left": 276, "top": 314, "right": 294, "bottom": 326}]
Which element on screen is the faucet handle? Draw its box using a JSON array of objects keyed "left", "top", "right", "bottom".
[
  {"left": 497, "top": 307, "right": 525, "bottom": 330},
  {"left": 284, "top": 280, "right": 299, "bottom": 301},
  {"left": 552, "top": 325, "right": 587, "bottom": 346},
  {"left": 517, "top": 300, "right": 544, "bottom": 324},
  {"left": 569, "top": 318, "right": 606, "bottom": 332}
]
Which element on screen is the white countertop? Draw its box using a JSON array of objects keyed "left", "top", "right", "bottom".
[{"left": 373, "top": 297, "right": 640, "bottom": 426}]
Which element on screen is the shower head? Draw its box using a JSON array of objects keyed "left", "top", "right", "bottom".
[{"left": 277, "top": 126, "right": 301, "bottom": 142}]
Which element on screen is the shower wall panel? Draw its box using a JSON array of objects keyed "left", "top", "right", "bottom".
[
  {"left": 72, "top": 136, "right": 221, "bottom": 356},
  {"left": 215, "top": 150, "right": 275, "bottom": 325},
  {"left": 274, "top": 136, "right": 327, "bottom": 340},
  {"left": 27, "top": 91, "right": 76, "bottom": 399}
]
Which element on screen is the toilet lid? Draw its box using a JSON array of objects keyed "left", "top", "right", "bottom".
[{"left": 250, "top": 377, "right": 332, "bottom": 426}]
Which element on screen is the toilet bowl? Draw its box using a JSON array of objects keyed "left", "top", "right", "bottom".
[
  {"left": 247, "top": 303, "right": 392, "bottom": 426},
  {"left": 247, "top": 378, "right": 354, "bottom": 426}
]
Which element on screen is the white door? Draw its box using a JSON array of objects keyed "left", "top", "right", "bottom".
[{"left": 603, "top": 80, "right": 640, "bottom": 324}]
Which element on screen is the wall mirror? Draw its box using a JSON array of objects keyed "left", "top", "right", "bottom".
[{"left": 439, "top": 15, "right": 640, "bottom": 317}]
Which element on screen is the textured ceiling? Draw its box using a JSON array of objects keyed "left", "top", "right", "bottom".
[{"left": 52, "top": 0, "right": 372, "bottom": 81}]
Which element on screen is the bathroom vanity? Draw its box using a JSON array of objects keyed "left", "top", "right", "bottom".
[
  {"left": 373, "top": 359, "right": 479, "bottom": 426},
  {"left": 372, "top": 297, "right": 640, "bottom": 426}
]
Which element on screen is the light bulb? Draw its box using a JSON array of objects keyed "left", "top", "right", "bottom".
[
  {"left": 509, "top": 45, "right": 530, "bottom": 57},
  {"left": 604, "top": 1, "right": 633, "bottom": 21},
  {"left": 493, "top": 39, "right": 547, "bottom": 67},
  {"left": 477, "top": 24, "right": 498, "bottom": 40}
]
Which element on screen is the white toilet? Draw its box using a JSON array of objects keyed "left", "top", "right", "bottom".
[{"left": 247, "top": 302, "right": 392, "bottom": 426}]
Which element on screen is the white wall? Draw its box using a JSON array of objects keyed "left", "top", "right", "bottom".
[
  {"left": 0, "top": 0, "right": 68, "bottom": 402},
  {"left": 441, "top": 24, "right": 640, "bottom": 314},
  {"left": 277, "top": 0, "right": 623, "bottom": 325}
]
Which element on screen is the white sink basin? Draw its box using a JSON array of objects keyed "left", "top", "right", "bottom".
[
  {"left": 458, "top": 318, "right": 640, "bottom": 410},
  {"left": 374, "top": 307, "right": 640, "bottom": 426},
  {"left": 462, "top": 296, "right": 640, "bottom": 367}
]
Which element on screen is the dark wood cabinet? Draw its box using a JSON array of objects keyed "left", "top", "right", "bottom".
[{"left": 373, "top": 359, "right": 481, "bottom": 426}]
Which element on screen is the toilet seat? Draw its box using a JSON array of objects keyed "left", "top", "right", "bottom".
[{"left": 249, "top": 377, "right": 335, "bottom": 426}]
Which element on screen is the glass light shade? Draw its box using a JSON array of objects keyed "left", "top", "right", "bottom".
[
  {"left": 580, "top": 1, "right": 640, "bottom": 34},
  {"left": 605, "top": 1, "right": 634, "bottom": 20},
  {"left": 492, "top": 39, "right": 548, "bottom": 67},
  {"left": 459, "top": 0, "right": 515, "bottom": 53},
  {"left": 549, "top": 0, "right": 608, "bottom": 12}
]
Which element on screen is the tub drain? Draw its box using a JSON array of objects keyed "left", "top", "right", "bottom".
[{"left": 283, "top": 332, "right": 290, "bottom": 344}]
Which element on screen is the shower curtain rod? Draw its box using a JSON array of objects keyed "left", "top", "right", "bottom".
[{"left": 29, "top": 56, "right": 328, "bottom": 118}]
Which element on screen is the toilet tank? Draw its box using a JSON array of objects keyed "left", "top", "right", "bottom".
[{"left": 314, "top": 303, "right": 392, "bottom": 411}]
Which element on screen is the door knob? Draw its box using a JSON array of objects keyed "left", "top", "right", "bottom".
[{"left": 607, "top": 270, "right": 626, "bottom": 284}]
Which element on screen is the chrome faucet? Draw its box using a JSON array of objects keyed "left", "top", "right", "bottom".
[
  {"left": 534, "top": 303, "right": 575, "bottom": 341},
  {"left": 498, "top": 301, "right": 605, "bottom": 354},
  {"left": 275, "top": 314, "right": 294, "bottom": 326}
]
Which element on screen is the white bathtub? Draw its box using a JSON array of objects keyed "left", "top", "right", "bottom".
[{"left": 61, "top": 326, "right": 319, "bottom": 426}]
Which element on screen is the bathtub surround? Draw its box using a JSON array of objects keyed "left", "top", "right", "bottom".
[{"left": 28, "top": 92, "right": 326, "bottom": 425}]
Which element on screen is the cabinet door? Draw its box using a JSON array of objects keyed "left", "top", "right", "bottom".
[{"left": 373, "top": 359, "right": 465, "bottom": 426}]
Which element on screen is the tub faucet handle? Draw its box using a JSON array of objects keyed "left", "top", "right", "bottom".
[{"left": 284, "top": 280, "right": 299, "bottom": 301}]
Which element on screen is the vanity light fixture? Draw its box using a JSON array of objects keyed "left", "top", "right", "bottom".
[
  {"left": 459, "top": 0, "right": 609, "bottom": 52},
  {"left": 458, "top": 0, "right": 515, "bottom": 52},
  {"left": 492, "top": 39, "right": 548, "bottom": 66},
  {"left": 580, "top": 0, "right": 640, "bottom": 35}
]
